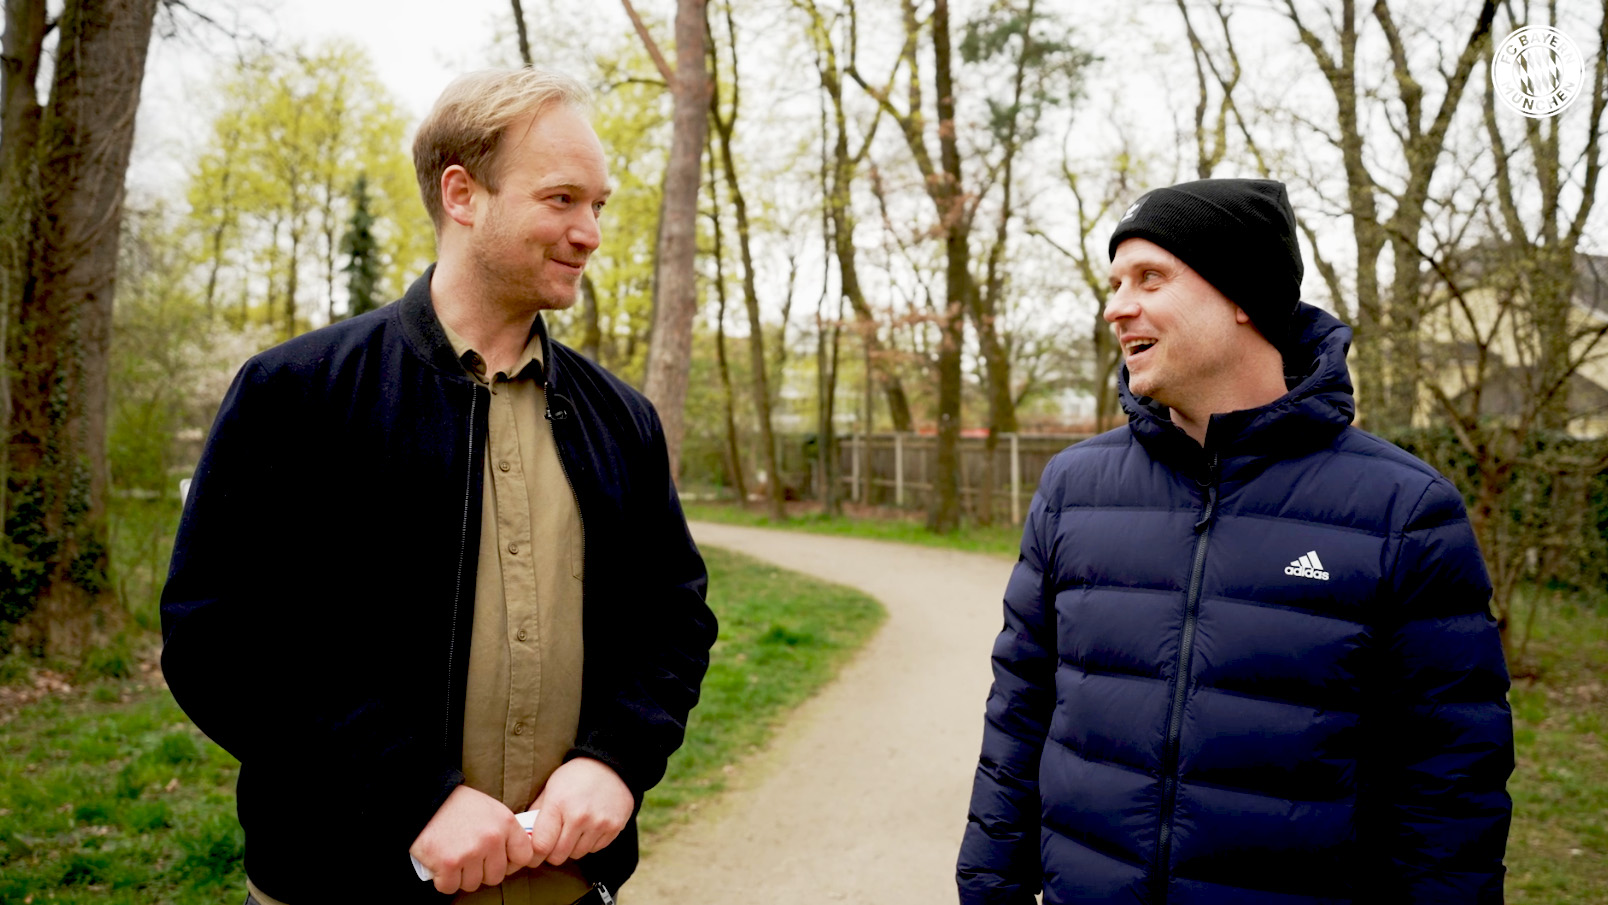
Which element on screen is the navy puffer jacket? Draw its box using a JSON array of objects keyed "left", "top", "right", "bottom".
[{"left": 957, "top": 304, "right": 1513, "bottom": 903}]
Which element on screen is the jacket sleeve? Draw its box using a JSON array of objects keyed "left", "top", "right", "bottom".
[
  {"left": 1374, "top": 476, "right": 1514, "bottom": 903},
  {"left": 160, "top": 360, "right": 461, "bottom": 860},
  {"left": 565, "top": 402, "right": 717, "bottom": 799},
  {"left": 957, "top": 488, "right": 1057, "bottom": 905}
]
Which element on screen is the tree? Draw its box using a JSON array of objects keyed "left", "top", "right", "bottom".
[
  {"left": 1279, "top": 0, "right": 1499, "bottom": 427},
  {"left": 1035, "top": 144, "right": 1144, "bottom": 432},
  {"left": 795, "top": 0, "right": 914, "bottom": 434},
  {"left": 959, "top": 0, "right": 1090, "bottom": 522},
  {"left": 1411, "top": 0, "right": 1608, "bottom": 666},
  {"left": 849, "top": 0, "right": 971, "bottom": 533},
  {"left": 706, "top": 2, "right": 784, "bottom": 520},
  {"left": 624, "top": 0, "right": 712, "bottom": 480},
  {"left": 340, "top": 174, "right": 382, "bottom": 319},
  {"left": 2, "top": 0, "right": 162, "bottom": 654},
  {"left": 703, "top": 142, "right": 749, "bottom": 503},
  {"left": 186, "top": 43, "right": 427, "bottom": 335}
]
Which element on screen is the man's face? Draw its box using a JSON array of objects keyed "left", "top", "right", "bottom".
[
  {"left": 470, "top": 104, "right": 611, "bottom": 310},
  {"left": 1104, "top": 238, "right": 1254, "bottom": 413}
]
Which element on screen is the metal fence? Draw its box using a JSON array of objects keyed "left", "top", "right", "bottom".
[{"left": 819, "top": 433, "right": 1091, "bottom": 524}]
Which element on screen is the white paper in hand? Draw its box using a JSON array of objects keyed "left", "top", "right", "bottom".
[{"left": 411, "top": 809, "right": 539, "bottom": 882}]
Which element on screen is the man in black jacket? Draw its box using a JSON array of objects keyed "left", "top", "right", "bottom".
[{"left": 161, "top": 69, "right": 716, "bottom": 904}]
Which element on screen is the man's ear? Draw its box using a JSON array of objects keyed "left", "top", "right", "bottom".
[{"left": 440, "top": 165, "right": 479, "bottom": 228}]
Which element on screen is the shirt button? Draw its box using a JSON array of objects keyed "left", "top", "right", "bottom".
[
  {"left": 513, "top": 722, "right": 524, "bottom": 736},
  {"left": 499, "top": 460, "right": 511, "bottom": 472},
  {"left": 508, "top": 542, "right": 519, "bottom": 555},
  {"left": 516, "top": 628, "right": 528, "bottom": 642}
]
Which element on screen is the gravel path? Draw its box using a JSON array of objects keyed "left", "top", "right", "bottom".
[{"left": 625, "top": 521, "right": 1016, "bottom": 905}]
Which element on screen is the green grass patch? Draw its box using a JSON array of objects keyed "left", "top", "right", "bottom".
[
  {"left": 638, "top": 545, "right": 885, "bottom": 841},
  {"left": 107, "top": 497, "right": 183, "bottom": 634},
  {"left": 1506, "top": 588, "right": 1608, "bottom": 903},
  {"left": 0, "top": 682, "right": 244, "bottom": 904},
  {"left": 682, "top": 501, "right": 1022, "bottom": 558}
]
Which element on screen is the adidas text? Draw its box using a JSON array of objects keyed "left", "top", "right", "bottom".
[
  {"left": 1285, "top": 565, "right": 1330, "bottom": 580},
  {"left": 1285, "top": 551, "right": 1330, "bottom": 581}
]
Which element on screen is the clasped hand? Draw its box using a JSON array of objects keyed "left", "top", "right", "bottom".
[{"left": 408, "top": 757, "right": 633, "bottom": 895}]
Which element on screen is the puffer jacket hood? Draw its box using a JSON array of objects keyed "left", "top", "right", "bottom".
[
  {"left": 1121, "top": 302, "right": 1355, "bottom": 470},
  {"left": 958, "top": 304, "right": 1513, "bottom": 903}
]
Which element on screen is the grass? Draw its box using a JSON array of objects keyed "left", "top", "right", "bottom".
[
  {"left": 106, "top": 497, "right": 183, "bottom": 632},
  {"left": 0, "top": 666, "right": 243, "bottom": 905},
  {"left": 1505, "top": 586, "right": 1608, "bottom": 902},
  {"left": 682, "top": 500, "right": 1023, "bottom": 558},
  {"left": 0, "top": 543, "right": 884, "bottom": 900}
]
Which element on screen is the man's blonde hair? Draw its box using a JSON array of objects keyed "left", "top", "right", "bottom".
[{"left": 412, "top": 68, "right": 593, "bottom": 230}]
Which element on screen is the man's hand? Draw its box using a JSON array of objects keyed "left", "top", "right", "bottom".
[
  {"left": 526, "top": 757, "right": 634, "bottom": 866},
  {"left": 410, "top": 784, "right": 535, "bottom": 894}
]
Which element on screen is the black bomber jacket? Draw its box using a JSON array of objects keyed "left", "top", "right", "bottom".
[{"left": 161, "top": 267, "right": 716, "bottom": 902}]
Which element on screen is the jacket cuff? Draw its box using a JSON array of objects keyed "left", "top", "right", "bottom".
[
  {"left": 369, "top": 764, "right": 465, "bottom": 846},
  {"left": 566, "top": 732, "right": 656, "bottom": 804}
]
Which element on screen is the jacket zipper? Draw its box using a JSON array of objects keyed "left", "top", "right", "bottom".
[
  {"left": 545, "top": 388, "right": 587, "bottom": 595},
  {"left": 444, "top": 386, "right": 481, "bottom": 752},
  {"left": 1153, "top": 450, "right": 1220, "bottom": 899}
]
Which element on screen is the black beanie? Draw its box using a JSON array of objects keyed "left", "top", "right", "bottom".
[{"left": 1107, "top": 178, "right": 1303, "bottom": 347}]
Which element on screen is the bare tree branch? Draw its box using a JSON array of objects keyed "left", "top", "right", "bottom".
[
  {"left": 620, "top": 0, "right": 677, "bottom": 89},
  {"left": 509, "top": 0, "right": 533, "bottom": 66}
]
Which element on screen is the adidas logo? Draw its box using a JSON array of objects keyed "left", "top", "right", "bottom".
[{"left": 1284, "top": 550, "right": 1330, "bottom": 581}]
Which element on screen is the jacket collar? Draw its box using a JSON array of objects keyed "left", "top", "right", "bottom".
[
  {"left": 1121, "top": 302, "right": 1355, "bottom": 468},
  {"left": 396, "top": 264, "right": 561, "bottom": 390}
]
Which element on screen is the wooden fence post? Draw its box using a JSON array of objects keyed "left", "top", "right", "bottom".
[
  {"left": 1010, "top": 433, "right": 1021, "bottom": 524},
  {"left": 852, "top": 434, "right": 862, "bottom": 503},
  {"left": 895, "top": 432, "right": 905, "bottom": 507}
]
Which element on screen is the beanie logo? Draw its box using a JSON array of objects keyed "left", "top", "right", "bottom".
[{"left": 1119, "top": 198, "right": 1145, "bottom": 223}]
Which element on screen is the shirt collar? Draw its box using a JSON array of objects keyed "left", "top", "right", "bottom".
[{"left": 438, "top": 316, "right": 545, "bottom": 384}]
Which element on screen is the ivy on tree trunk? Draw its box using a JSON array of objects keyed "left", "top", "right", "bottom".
[{"left": 1, "top": 0, "right": 161, "bottom": 655}]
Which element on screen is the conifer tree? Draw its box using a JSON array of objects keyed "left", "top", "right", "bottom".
[{"left": 340, "top": 174, "right": 382, "bottom": 318}]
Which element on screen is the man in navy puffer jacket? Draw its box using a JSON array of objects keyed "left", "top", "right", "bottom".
[{"left": 957, "top": 179, "right": 1513, "bottom": 904}]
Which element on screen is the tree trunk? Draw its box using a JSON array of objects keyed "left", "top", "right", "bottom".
[
  {"left": 1095, "top": 305, "right": 1120, "bottom": 429},
  {"left": 715, "top": 286, "right": 747, "bottom": 504},
  {"left": 816, "top": 297, "right": 842, "bottom": 516},
  {"left": 0, "top": 0, "right": 49, "bottom": 527},
  {"left": 286, "top": 225, "right": 302, "bottom": 340},
  {"left": 709, "top": 9, "right": 784, "bottom": 521},
  {"left": 926, "top": 0, "right": 966, "bottom": 533},
  {"left": 579, "top": 273, "right": 602, "bottom": 362},
  {"left": 3, "top": 0, "right": 161, "bottom": 655},
  {"left": 812, "top": 39, "right": 842, "bottom": 518},
  {"left": 704, "top": 125, "right": 746, "bottom": 504},
  {"left": 636, "top": 0, "right": 711, "bottom": 481}
]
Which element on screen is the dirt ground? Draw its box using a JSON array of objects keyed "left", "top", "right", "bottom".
[{"left": 625, "top": 521, "right": 1016, "bottom": 904}]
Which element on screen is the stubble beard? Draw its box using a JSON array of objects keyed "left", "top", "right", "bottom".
[{"left": 470, "top": 232, "right": 580, "bottom": 314}]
